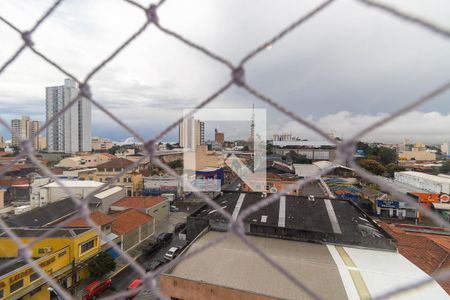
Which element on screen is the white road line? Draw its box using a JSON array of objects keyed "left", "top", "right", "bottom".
[
  {"left": 324, "top": 199, "right": 342, "bottom": 234},
  {"left": 278, "top": 196, "right": 286, "bottom": 227},
  {"left": 231, "top": 193, "right": 246, "bottom": 220}
]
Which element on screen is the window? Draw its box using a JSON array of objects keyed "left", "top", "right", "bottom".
[
  {"left": 10, "top": 279, "right": 23, "bottom": 293},
  {"left": 58, "top": 250, "right": 66, "bottom": 257},
  {"left": 0, "top": 289, "right": 3, "bottom": 298},
  {"left": 30, "top": 272, "right": 40, "bottom": 282},
  {"left": 80, "top": 238, "right": 96, "bottom": 254}
]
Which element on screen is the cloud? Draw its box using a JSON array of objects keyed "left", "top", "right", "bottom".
[{"left": 271, "top": 111, "right": 450, "bottom": 144}]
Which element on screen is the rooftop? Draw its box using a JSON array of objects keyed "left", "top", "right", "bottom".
[
  {"left": 43, "top": 180, "right": 105, "bottom": 188},
  {"left": 111, "top": 209, "right": 153, "bottom": 235},
  {"left": 0, "top": 227, "right": 90, "bottom": 238},
  {"left": 163, "top": 231, "right": 447, "bottom": 299},
  {"left": 96, "top": 158, "right": 134, "bottom": 170},
  {"left": 111, "top": 196, "right": 166, "bottom": 209},
  {"left": 397, "top": 171, "right": 450, "bottom": 184},
  {"left": 377, "top": 176, "right": 428, "bottom": 194},
  {"left": 190, "top": 192, "right": 396, "bottom": 251},
  {"left": 93, "top": 186, "right": 123, "bottom": 200},
  {"left": 4, "top": 198, "right": 77, "bottom": 227},
  {"left": 66, "top": 211, "right": 115, "bottom": 227}
]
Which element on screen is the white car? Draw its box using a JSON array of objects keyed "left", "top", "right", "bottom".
[{"left": 164, "top": 246, "right": 181, "bottom": 261}]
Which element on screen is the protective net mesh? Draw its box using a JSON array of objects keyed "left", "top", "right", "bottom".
[{"left": 1, "top": 0, "right": 450, "bottom": 299}]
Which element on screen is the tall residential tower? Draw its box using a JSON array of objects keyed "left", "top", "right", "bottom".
[{"left": 46, "top": 78, "right": 92, "bottom": 153}]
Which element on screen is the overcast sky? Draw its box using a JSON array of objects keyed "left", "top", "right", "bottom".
[{"left": 0, "top": 0, "right": 449, "bottom": 144}]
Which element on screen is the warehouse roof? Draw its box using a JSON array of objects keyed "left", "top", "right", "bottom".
[
  {"left": 0, "top": 227, "right": 90, "bottom": 238},
  {"left": 4, "top": 198, "right": 77, "bottom": 227},
  {"left": 163, "top": 231, "right": 447, "bottom": 300},
  {"left": 94, "top": 186, "right": 123, "bottom": 200},
  {"left": 96, "top": 158, "right": 134, "bottom": 170},
  {"left": 377, "top": 176, "right": 428, "bottom": 194},
  {"left": 43, "top": 180, "right": 104, "bottom": 188},
  {"left": 190, "top": 192, "right": 396, "bottom": 251},
  {"left": 396, "top": 171, "right": 450, "bottom": 184}
]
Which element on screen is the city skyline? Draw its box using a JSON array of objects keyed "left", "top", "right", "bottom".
[{"left": 1, "top": 1, "right": 450, "bottom": 143}]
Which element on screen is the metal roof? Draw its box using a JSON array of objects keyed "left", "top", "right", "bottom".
[
  {"left": 190, "top": 192, "right": 396, "bottom": 251},
  {"left": 397, "top": 171, "right": 450, "bottom": 184},
  {"left": 94, "top": 186, "right": 123, "bottom": 199},
  {"left": 164, "top": 231, "right": 448, "bottom": 300},
  {"left": 44, "top": 180, "right": 105, "bottom": 188}
]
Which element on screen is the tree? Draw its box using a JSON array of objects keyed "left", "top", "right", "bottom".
[
  {"left": 166, "top": 143, "right": 174, "bottom": 150},
  {"left": 88, "top": 252, "right": 116, "bottom": 278},
  {"left": 287, "top": 151, "right": 311, "bottom": 164},
  {"left": 386, "top": 163, "right": 405, "bottom": 178},
  {"left": 440, "top": 160, "right": 450, "bottom": 174},
  {"left": 358, "top": 159, "right": 386, "bottom": 176},
  {"left": 378, "top": 147, "right": 397, "bottom": 165},
  {"left": 266, "top": 144, "right": 274, "bottom": 155},
  {"left": 167, "top": 159, "right": 183, "bottom": 169}
]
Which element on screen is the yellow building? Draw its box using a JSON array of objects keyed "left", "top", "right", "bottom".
[
  {"left": 78, "top": 158, "right": 143, "bottom": 196},
  {"left": 399, "top": 148, "right": 436, "bottom": 161},
  {"left": 0, "top": 228, "right": 100, "bottom": 299}
]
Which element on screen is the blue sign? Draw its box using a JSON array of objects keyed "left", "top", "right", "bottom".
[{"left": 377, "top": 199, "right": 399, "bottom": 209}]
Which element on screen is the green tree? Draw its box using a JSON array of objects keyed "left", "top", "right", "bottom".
[
  {"left": 358, "top": 159, "right": 386, "bottom": 176},
  {"left": 167, "top": 159, "right": 183, "bottom": 169},
  {"left": 88, "top": 252, "right": 116, "bottom": 278},
  {"left": 287, "top": 151, "right": 311, "bottom": 164},
  {"left": 440, "top": 160, "right": 450, "bottom": 174},
  {"left": 386, "top": 163, "right": 405, "bottom": 178},
  {"left": 378, "top": 147, "right": 397, "bottom": 165}
]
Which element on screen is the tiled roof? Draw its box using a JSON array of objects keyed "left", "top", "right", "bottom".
[
  {"left": 98, "top": 153, "right": 116, "bottom": 159},
  {"left": 96, "top": 158, "right": 134, "bottom": 170},
  {"left": 0, "top": 177, "right": 30, "bottom": 187},
  {"left": 66, "top": 211, "right": 115, "bottom": 227},
  {"left": 111, "top": 209, "right": 153, "bottom": 235},
  {"left": 111, "top": 196, "right": 165, "bottom": 209},
  {"left": 381, "top": 223, "right": 450, "bottom": 294}
]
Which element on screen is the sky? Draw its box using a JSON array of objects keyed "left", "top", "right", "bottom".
[{"left": 0, "top": 0, "right": 449, "bottom": 144}]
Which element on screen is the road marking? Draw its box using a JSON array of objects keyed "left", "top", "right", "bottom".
[
  {"left": 232, "top": 193, "right": 246, "bottom": 220},
  {"left": 278, "top": 196, "right": 286, "bottom": 227},
  {"left": 327, "top": 245, "right": 360, "bottom": 300},
  {"left": 324, "top": 199, "right": 342, "bottom": 234}
]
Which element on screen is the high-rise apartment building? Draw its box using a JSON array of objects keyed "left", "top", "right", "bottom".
[
  {"left": 179, "top": 117, "right": 204, "bottom": 148},
  {"left": 10, "top": 116, "right": 38, "bottom": 149},
  {"left": 31, "top": 121, "right": 40, "bottom": 150},
  {"left": 11, "top": 119, "right": 21, "bottom": 146},
  {"left": 46, "top": 78, "right": 92, "bottom": 153}
]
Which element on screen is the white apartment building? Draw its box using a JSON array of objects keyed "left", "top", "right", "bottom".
[
  {"left": 10, "top": 116, "right": 40, "bottom": 149},
  {"left": 46, "top": 78, "right": 92, "bottom": 153},
  {"left": 179, "top": 117, "right": 204, "bottom": 148}
]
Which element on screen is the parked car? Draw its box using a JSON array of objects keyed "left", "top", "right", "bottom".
[
  {"left": 126, "top": 278, "right": 142, "bottom": 300},
  {"left": 146, "top": 259, "right": 166, "bottom": 272},
  {"left": 82, "top": 278, "right": 112, "bottom": 300},
  {"left": 164, "top": 246, "right": 181, "bottom": 261},
  {"left": 157, "top": 232, "right": 172, "bottom": 244},
  {"left": 143, "top": 241, "right": 162, "bottom": 256},
  {"left": 170, "top": 205, "right": 179, "bottom": 212}
]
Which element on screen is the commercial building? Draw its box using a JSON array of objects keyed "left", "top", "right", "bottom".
[
  {"left": 143, "top": 175, "right": 181, "bottom": 196},
  {"left": 78, "top": 158, "right": 143, "bottom": 196},
  {"left": 89, "top": 186, "right": 126, "bottom": 214},
  {"left": 46, "top": 78, "right": 92, "bottom": 153},
  {"left": 273, "top": 140, "right": 337, "bottom": 161},
  {"left": 30, "top": 180, "right": 104, "bottom": 206},
  {"left": 241, "top": 172, "right": 301, "bottom": 195},
  {"left": 110, "top": 196, "right": 168, "bottom": 224},
  {"left": 0, "top": 227, "right": 100, "bottom": 299},
  {"left": 395, "top": 171, "right": 450, "bottom": 194},
  {"left": 162, "top": 192, "right": 447, "bottom": 299},
  {"left": 179, "top": 117, "right": 204, "bottom": 148},
  {"left": 399, "top": 148, "right": 437, "bottom": 161},
  {"left": 91, "top": 137, "right": 113, "bottom": 151}
]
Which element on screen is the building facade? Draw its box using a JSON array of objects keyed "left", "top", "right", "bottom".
[
  {"left": 91, "top": 137, "right": 113, "bottom": 151},
  {"left": 179, "top": 117, "right": 204, "bottom": 148},
  {"left": 46, "top": 78, "right": 92, "bottom": 153}
]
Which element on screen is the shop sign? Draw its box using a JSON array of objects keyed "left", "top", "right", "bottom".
[{"left": 377, "top": 199, "right": 399, "bottom": 209}]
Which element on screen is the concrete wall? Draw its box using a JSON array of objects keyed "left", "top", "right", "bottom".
[
  {"left": 146, "top": 200, "right": 169, "bottom": 224},
  {"left": 122, "top": 227, "right": 140, "bottom": 252}
]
